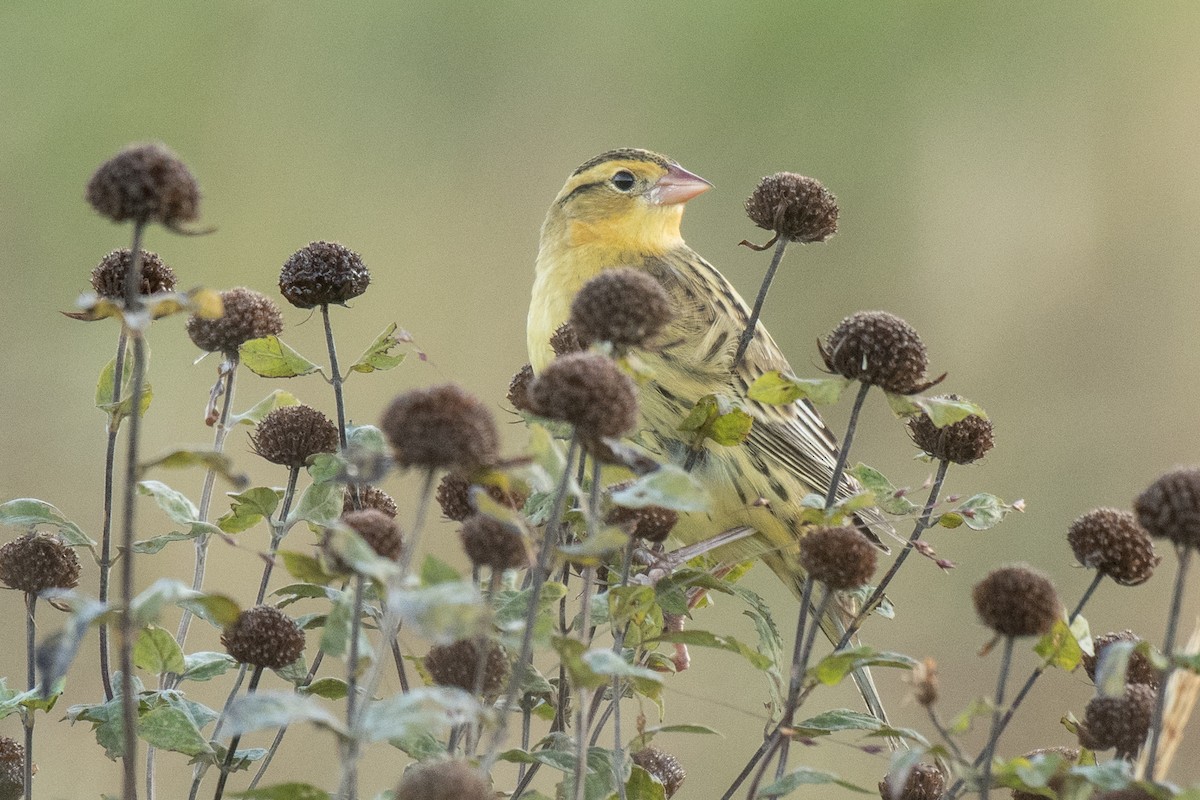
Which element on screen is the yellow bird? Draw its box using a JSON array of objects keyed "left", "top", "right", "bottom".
[{"left": 527, "top": 148, "right": 889, "bottom": 719}]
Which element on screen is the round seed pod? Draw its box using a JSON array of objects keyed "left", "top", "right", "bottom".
[
  {"left": 279, "top": 241, "right": 370, "bottom": 309},
  {"left": 632, "top": 747, "right": 686, "bottom": 798},
  {"left": 381, "top": 384, "right": 499, "bottom": 472},
  {"left": 326, "top": 509, "right": 403, "bottom": 566},
  {"left": 607, "top": 489, "right": 679, "bottom": 544},
  {"left": 424, "top": 639, "right": 509, "bottom": 698},
  {"left": 879, "top": 762, "right": 944, "bottom": 800},
  {"left": 912, "top": 657, "right": 939, "bottom": 708},
  {"left": 1134, "top": 467, "right": 1200, "bottom": 550},
  {"left": 90, "top": 249, "right": 177, "bottom": 300},
  {"left": 972, "top": 565, "right": 1060, "bottom": 638},
  {"left": 459, "top": 515, "right": 530, "bottom": 572},
  {"left": 250, "top": 405, "right": 339, "bottom": 468},
  {"left": 527, "top": 352, "right": 639, "bottom": 440},
  {"left": 1068, "top": 508, "right": 1159, "bottom": 586},
  {"left": 798, "top": 525, "right": 877, "bottom": 591},
  {"left": 821, "top": 311, "right": 933, "bottom": 395},
  {"left": 508, "top": 363, "right": 536, "bottom": 414},
  {"left": 745, "top": 172, "right": 839, "bottom": 243},
  {"left": 1010, "top": 747, "right": 1080, "bottom": 800},
  {"left": 221, "top": 606, "right": 305, "bottom": 670},
  {"left": 186, "top": 287, "right": 283, "bottom": 354},
  {"left": 435, "top": 473, "right": 526, "bottom": 523},
  {"left": 0, "top": 533, "right": 81, "bottom": 593},
  {"left": 1077, "top": 683, "right": 1156, "bottom": 758},
  {"left": 86, "top": 142, "right": 200, "bottom": 227},
  {"left": 343, "top": 485, "right": 398, "bottom": 518},
  {"left": 0, "top": 736, "right": 23, "bottom": 800},
  {"left": 395, "top": 760, "right": 490, "bottom": 800},
  {"left": 1081, "top": 631, "right": 1160, "bottom": 690},
  {"left": 907, "top": 397, "right": 994, "bottom": 465},
  {"left": 549, "top": 321, "right": 582, "bottom": 357},
  {"left": 569, "top": 268, "right": 673, "bottom": 348}
]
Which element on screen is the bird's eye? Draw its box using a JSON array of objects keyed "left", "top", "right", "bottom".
[{"left": 611, "top": 170, "right": 636, "bottom": 191}]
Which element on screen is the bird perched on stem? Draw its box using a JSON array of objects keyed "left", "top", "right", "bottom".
[{"left": 526, "top": 148, "right": 890, "bottom": 721}]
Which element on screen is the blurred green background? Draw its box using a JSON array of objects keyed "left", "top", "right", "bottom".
[{"left": 3, "top": 2, "right": 1199, "bottom": 797}]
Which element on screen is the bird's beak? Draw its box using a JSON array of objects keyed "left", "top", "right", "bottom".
[{"left": 647, "top": 163, "right": 712, "bottom": 206}]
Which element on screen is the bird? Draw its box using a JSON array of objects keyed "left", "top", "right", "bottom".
[{"left": 526, "top": 148, "right": 890, "bottom": 721}]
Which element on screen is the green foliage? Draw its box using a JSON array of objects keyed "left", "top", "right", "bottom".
[
  {"left": 349, "top": 322, "right": 408, "bottom": 374},
  {"left": 240, "top": 335, "right": 320, "bottom": 378},
  {"left": 810, "top": 646, "right": 917, "bottom": 686},
  {"left": 218, "top": 487, "right": 283, "bottom": 534},
  {"left": 757, "top": 766, "right": 872, "bottom": 797},
  {"left": 678, "top": 393, "right": 754, "bottom": 446},
  {"left": 609, "top": 465, "right": 709, "bottom": 512},
  {"left": 885, "top": 392, "right": 987, "bottom": 426},
  {"left": 1034, "top": 617, "right": 1088, "bottom": 673},
  {"left": 0, "top": 497, "right": 95, "bottom": 548},
  {"left": 232, "top": 785, "right": 330, "bottom": 800},
  {"left": 847, "top": 463, "right": 919, "bottom": 516},
  {"left": 748, "top": 371, "right": 850, "bottom": 406},
  {"left": 140, "top": 449, "right": 248, "bottom": 488}
]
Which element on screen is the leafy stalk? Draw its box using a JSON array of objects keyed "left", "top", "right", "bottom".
[
  {"left": 211, "top": 666, "right": 264, "bottom": 800},
  {"left": 98, "top": 328, "right": 127, "bottom": 701},
  {"left": 23, "top": 594, "right": 35, "bottom": 800},
  {"left": 980, "top": 636, "right": 1015, "bottom": 800}
]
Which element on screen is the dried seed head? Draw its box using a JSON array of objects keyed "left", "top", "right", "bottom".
[
  {"left": 907, "top": 397, "right": 994, "bottom": 464},
  {"left": 631, "top": 747, "right": 686, "bottom": 798},
  {"left": 569, "top": 268, "right": 673, "bottom": 349},
  {"left": 381, "top": 384, "right": 499, "bottom": 471},
  {"left": 460, "top": 515, "right": 530, "bottom": 572},
  {"left": 328, "top": 509, "right": 404, "bottom": 566},
  {"left": 1078, "top": 683, "right": 1156, "bottom": 758},
  {"left": 821, "top": 311, "right": 934, "bottom": 395},
  {"left": 607, "top": 486, "right": 679, "bottom": 544},
  {"left": 1090, "top": 788, "right": 1158, "bottom": 800},
  {"left": 508, "top": 363, "right": 536, "bottom": 414},
  {"left": 90, "top": 249, "right": 177, "bottom": 300},
  {"left": 798, "top": 525, "right": 877, "bottom": 591},
  {"left": 424, "top": 639, "right": 509, "bottom": 698},
  {"left": 745, "top": 172, "right": 839, "bottom": 243},
  {"left": 972, "top": 565, "right": 1060, "bottom": 638},
  {"left": 221, "top": 605, "right": 305, "bottom": 670},
  {"left": 0, "top": 736, "right": 23, "bottom": 800},
  {"left": 1081, "top": 631, "right": 1160, "bottom": 690},
  {"left": 0, "top": 533, "right": 81, "bottom": 593},
  {"left": 1009, "top": 747, "right": 1080, "bottom": 800},
  {"left": 250, "top": 405, "right": 339, "bottom": 468},
  {"left": 186, "top": 287, "right": 283, "bottom": 354},
  {"left": 1068, "top": 508, "right": 1160, "bottom": 586},
  {"left": 912, "top": 657, "right": 939, "bottom": 707},
  {"left": 435, "top": 474, "right": 527, "bottom": 522},
  {"left": 1134, "top": 467, "right": 1200, "bottom": 550},
  {"left": 879, "top": 763, "right": 945, "bottom": 800},
  {"left": 86, "top": 142, "right": 200, "bottom": 227},
  {"left": 527, "top": 352, "right": 639, "bottom": 440},
  {"left": 549, "top": 321, "right": 582, "bottom": 357},
  {"left": 395, "top": 760, "right": 490, "bottom": 800},
  {"left": 279, "top": 241, "right": 370, "bottom": 309},
  {"left": 343, "top": 485, "right": 398, "bottom": 518}
]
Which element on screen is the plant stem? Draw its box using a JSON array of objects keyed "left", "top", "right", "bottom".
[
  {"left": 733, "top": 236, "right": 789, "bottom": 369},
  {"left": 254, "top": 467, "right": 301, "bottom": 606},
  {"left": 188, "top": 665, "right": 248, "bottom": 800},
  {"left": 980, "top": 636, "right": 1015, "bottom": 800},
  {"left": 823, "top": 381, "right": 870, "bottom": 510},
  {"left": 248, "top": 651, "right": 330, "bottom": 790},
  {"left": 322, "top": 304, "right": 348, "bottom": 449},
  {"left": 212, "top": 666, "right": 264, "bottom": 800},
  {"left": 345, "top": 574, "right": 365, "bottom": 736},
  {"left": 23, "top": 594, "right": 35, "bottom": 800},
  {"left": 99, "top": 329, "right": 128, "bottom": 702},
  {"left": 1145, "top": 544, "right": 1192, "bottom": 781}
]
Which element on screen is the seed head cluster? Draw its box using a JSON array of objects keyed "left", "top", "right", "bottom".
[
  {"left": 508, "top": 363, "right": 536, "bottom": 414},
  {"left": 459, "top": 515, "right": 530, "bottom": 572},
  {"left": 907, "top": 398, "right": 994, "bottom": 464},
  {"left": 250, "top": 405, "right": 339, "bottom": 468},
  {"left": 186, "top": 287, "right": 283, "bottom": 354},
  {"left": 798, "top": 525, "right": 877, "bottom": 591},
  {"left": 221, "top": 605, "right": 305, "bottom": 670},
  {"left": 607, "top": 494, "right": 679, "bottom": 544},
  {"left": 631, "top": 747, "right": 686, "bottom": 798},
  {"left": 1067, "top": 508, "right": 1159, "bottom": 586},
  {"left": 90, "top": 249, "right": 177, "bottom": 300},
  {"left": 0, "top": 736, "right": 23, "bottom": 800},
  {"left": 424, "top": 639, "right": 509, "bottom": 697},
  {"left": 435, "top": 473, "right": 526, "bottom": 522},
  {"left": 0, "top": 533, "right": 81, "bottom": 593},
  {"left": 972, "top": 565, "right": 1060, "bottom": 638},
  {"left": 1078, "top": 682, "right": 1156, "bottom": 758},
  {"left": 1009, "top": 747, "right": 1080, "bottom": 800},
  {"left": 569, "top": 268, "right": 673, "bottom": 349},
  {"left": 86, "top": 142, "right": 200, "bottom": 227},
  {"left": 323, "top": 509, "right": 403, "bottom": 571},
  {"left": 343, "top": 485, "right": 398, "bottom": 518},
  {"left": 395, "top": 760, "right": 490, "bottom": 800},
  {"left": 821, "top": 311, "right": 935, "bottom": 395},
  {"left": 744, "top": 172, "right": 839, "bottom": 243},
  {"left": 878, "top": 763, "right": 944, "bottom": 800},
  {"left": 381, "top": 384, "right": 499, "bottom": 471},
  {"left": 549, "top": 321, "right": 582, "bottom": 357},
  {"left": 527, "top": 352, "right": 639, "bottom": 440},
  {"left": 279, "top": 241, "right": 370, "bottom": 309},
  {"left": 1134, "top": 467, "right": 1200, "bottom": 550},
  {"left": 1081, "top": 630, "right": 1159, "bottom": 690}
]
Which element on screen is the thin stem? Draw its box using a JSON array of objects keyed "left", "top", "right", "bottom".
[
  {"left": 823, "top": 381, "right": 870, "bottom": 510},
  {"left": 345, "top": 575, "right": 365, "bottom": 731},
  {"left": 99, "top": 329, "right": 128, "bottom": 701},
  {"left": 573, "top": 566, "right": 595, "bottom": 800},
  {"left": 188, "top": 665, "right": 248, "bottom": 800},
  {"left": 1145, "top": 545, "right": 1192, "bottom": 781},
  {"left": 980, "top": 636, "right": 1015, "bottom": 800},
  {"left": 733, "top": 236, "right": 789, "bottom": 369},
  {"left": 248, "top": 651, "right": 329, "bottom": 790},
  {"left": 23, "top": 594, "right": 35, "bottom": 800},
  {"left": 392, "top": 638, "right": 411, "bottom": 692},
  {"left": 322, "top": 305, "right": 348, "bottom": 449},
  {"left": 926, "top": 706, "right": 966, "bottom": 763},
  {"left": 255, "top": 467, "right": 302, "bottom": 606},
  {"left": 212, "top": 666, "right": 264, "bottom": 800}
]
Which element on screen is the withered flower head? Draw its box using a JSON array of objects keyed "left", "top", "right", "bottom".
[
  {"left": 90, "top": 249, "right": 177, "bottom": 300},
  {"left": 0, "top": 533, "right": 81, "bottom": 594},
  {"left": 250, "top": 405, "right": 339, "bottom": 468},
  {"left": 186, "top": 287, "right": 283, "bottom": 354},
  {"left": 459, "top": 515, "right": 530, "bottom": 572},
  {"left": 508, "top": 363, "right": 536, "bottom": 414},
  {"left": 0, "top": 736, "right": 24, "bottom": 800},
  {"left": 424, "top": 639, "right": 509, "bottom": 698},
  {"left": 907, "top": 396, "right": 994, "bottom": 464},
  {"left": 1010, "top": 747, "right": 1080, "bottom": 800},
  {"left": 549, "top": 321, "right": 582, "bottom": 357},
  {"left": 1077, "top": 683, "right": 1155, "bottom": 758},
  {"left": 821, "top": 311, "right": 936, "bottom": 395},
  {"left": 972, "top": 565, "right": 1060, "bottom": 638},
  {"left": 1134, "top": 467, "right": 1200, "bottom": 550},
  {"left": 798, "top": 525, "right": 877, "bottom": 591},
  {"left": 632, "top": 747, "right": 686, "bottom": 798},
  {"left": 527, "top": 352, "right": 639, "bottom": 440},
  {"left": 569, "top": 268, "right": 673, "bottom": 349},
  {"left": 279, "top": 241, "right": 370, "bottom": 309},
  {"left": 343, "top": 485, "right": 398, "bottom": 518},
  {"left": 879, "top": 763, "right": 944, "bottom": 800},
  {"left": 221, "top": 605, "right": 305, "bottom": 670},
  {"left": 323, "top": 509, "right": 404, "bottom": 571},
  {"left": 1067, "top": 508, "right": 1159, "bottom": 586},
  {"left": 394, "top": 760, "right": 490, "bottom": 800},
  {"left": 381, "top": 384, "right": 499, "bottom": 471},
  {"left": 86, "top": 142, "right": 200, "bottom": 227},
  {"left": 1080, "top": 630, "right": 1160, "bottom": 690},
  {"left": 745, "top": 172, "right": 839, "bottom": 243}
]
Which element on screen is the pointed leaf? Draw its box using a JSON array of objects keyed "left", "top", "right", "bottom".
[
  {"left": 650, "top": 629, "right": 771, "bottom": 670},
  {"left": 139, "top": 451, "right": 248, "bottom": 488},
  {"left": 610, "top": 465, "right": 709, "bottom": 512},
  {"left": 847, "top": 464, "right": 918, "bottom": 515},
  {"left": 134, "top": 626, "right": 185, "bottom": 674},
  {"left": 759, "top": 767, "right": 872, "bottom": 796},
  {"left": 229, "top": 390, "right": 299, "bottom": 427},
  {"left": 180, "top": 652, "right": 236, "bottom": 682},
  {"left": 239, "top": 336, "right": 319, "bottom": 378},
  {"left": 217, "top": 487, "right": 283, "bottom": 534},
  {"left": 223, "top": 692, "right": 347, "bottom": 738},
  {"left": 0, "top": 499, "right": 95, "bottom": 547},
  {"left": 749, "top": 372, "right": 850, "bottom": 406},
  {"left": 137, "top": 704, "right": 213, "bottom": 756},
  {"left": 349, "top": 322, "right": 407, "bottom": 374},
  {"left": 812, "top": 647, "right": 917, "bottom": 686}
]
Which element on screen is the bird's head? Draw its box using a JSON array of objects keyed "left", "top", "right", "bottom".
[{"left": 541, "top": 148, "right": 712, "bottom": 256}]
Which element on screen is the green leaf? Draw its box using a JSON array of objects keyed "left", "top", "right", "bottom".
[
  {"left": 178, "top": 593, "right": 241, "bottom": 628},
  {"left": 1034, "top": 618, "right": 1085, "bottom": 673},
  {"left": 288, "top": 482, "right": 341, "bottom": 529},
  {"left": 349, "top": 322, "right": 408, "bottom": 374},
  {"left": 677, "top": 393, "right": 753, "bottom": 446},
  {"left": 301, "top": 677, "right": 348, "bottom": 700},
  {"left": 494, "top": 582, "right": 567, "bottom": 640},
  {"left": 610, "top": 465, "right": 709, "bottom": 512},
  {"left": 847, "top": 464, "right": 918, "bottom": 515},
  {"left": 139, "top": 451, "right": 248, "bottom": 488},
  {"left": 131, "top": 578, "right": 202, "bottom": 626},
  {"left": 394, "top": 581, "right": 486, "bottom": 643},
  {"left": 229, "top": 390, "right": 299, "bottom": 427},
  {"left": 95, "top": 350, "right": 128, "bottom": 408},
  {"left": 650, "top": 629, "right": 771, "bottom": 670},
  {"left": 0, "top": 498, "right": 95, "bottom": 547},
  {"left": 223, "top": 692, "right": 347, "bottom": 738},
  {"left": 67, "top": 695, "right": 129, "bottom": 758},
  {"left": 37, "top": 594, "right": 109, "bottom": 694},
  {"left": 319, "top": 590, "right": 354, "bottom": 658},
  {"left": 627, "top": 723, "right": 721, "bottom": 753},
  {"left": 307, "top": 453, "right": 343, "bottom": 485},
  {"left": 758, "top": 767, "right": 872, "bottom": 797},
  {"left": 793, "top": 708, "right": 884, "bottom": 737},
  {"left": 279, "top": 551, "right": 337, "bottom": 586},
  {"left": 559, "top": 527, "right": 630, "bottom": 565},
  {"left": 916, "top": 395, "right": 988, "bottom": 427},
  {"left": 132, "top": 532, "right": 197, "bottom": 554},
  {"left": 937, "top": 512, "right": 964, "bottom": 529},
  {"left": 626, "top": 766, "right": 668, "bottom": 800},
  {"left": 232, "top": 784, "right": 330, "bottom": 800},
  {"left": 97, "top": 380, "right": 153, "bottom": 424},
  {"left": 180, "top": 652, "right": 236, "bottom": 682},
  {"left": 134, "top": 626, "right": 185, "bottom": 674},
  {"left": 138, "top": 704, "right": 213, "bottom": 756},
  {"left": 608, "top": 585, "right": 657, "bottom": 628},
  {"left": 239, "top": 335, "right": 320, "bottom": 378},
  {"left": 1094, "top": 639, "right": 1139, "bottom": 698},
  {"left": 812, "top": 647, "right": 917, "bottom": 686},
  {"left": 420, "top": 555, "right": 461, "bottom": 586},
  {"left": 358, "top": 687, "right": 482, "bottom": 744},
  {"left": 218, "top": 487, "right": 283, "bottom": 534},
  {"left": 954, "top": 493, "right": 1009, "bottom": 531},
  {"left": 748, "top": 372, "right": 851, "bottom": 406}
]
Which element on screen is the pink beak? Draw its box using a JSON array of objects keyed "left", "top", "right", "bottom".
[{"left": 648, "top": 162, "right": 712, "bottom": 206}]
